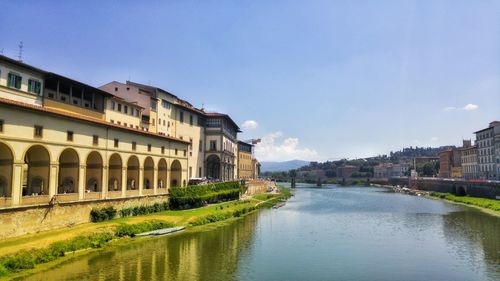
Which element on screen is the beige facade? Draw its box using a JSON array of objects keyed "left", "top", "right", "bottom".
[
  {"left": 0, "top": 56, "right": 189, "bottom": 210},
  {"left": 237, "top": 141, "right": 253, "bottom": 179}
]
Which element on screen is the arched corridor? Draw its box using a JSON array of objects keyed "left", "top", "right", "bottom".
[
  {"left": 127, "top": 156, "right": 140, "bottom": 190},
  {"left": 0, "top": 143, "right": 13, "bottom": 198},
  {"left": 86, "top": 151, "right": 103, "bottom": 192},
  {"left": 206, "top": 155, "right": 221, "bottom": 180},
  {"left": 108, "top": 153, "right": 122, "bottom": 191},
  {"left": 58, "top": 148, "right": 79, "bottom": 194},
  {"left": 158, "top": 159, "right": 168, "bottom": 190},
  {"left": 144, "top": 157, "right": 154, "bottom": 190},
  {"left": 170, "top": 160, "right": 182, "bottom": 187},
  {"left": 23, "top": 145, "right": 50, "bottom": 196}
]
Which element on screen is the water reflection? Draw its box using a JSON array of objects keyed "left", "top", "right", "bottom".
[
  {"left": 22, "top": 213, "right": 259, "bottom": 281},
  {"left": 22, "top": 186, "right": 499, "bottom": 281}
]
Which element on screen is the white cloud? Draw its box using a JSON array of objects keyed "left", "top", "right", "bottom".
[
  {"left": 241, "top": 120, "right": 258, "bottom": 130},
  {"left": 443, "top": 103, "right": 479, "bottom": 112},
  {"left": 464, "top": 104, "right": 479, "bottom": 111},
  {"left": 254, "top": 131, "right": 319, "bottom": 161}
]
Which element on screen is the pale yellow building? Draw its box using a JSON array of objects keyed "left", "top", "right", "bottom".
[
  {"left": 0, "top": 55, "right": 189, "bottom": 209},
  {"left": 237, "top": 141, "right": 253, "bottom": 179}
]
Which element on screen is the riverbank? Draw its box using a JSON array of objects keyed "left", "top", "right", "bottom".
[
  {"left": 0, "top": 187, "right": 292, "bottom": 280},
  {"left": 428, "top": 192, "right": 500, "bottom": 216}
]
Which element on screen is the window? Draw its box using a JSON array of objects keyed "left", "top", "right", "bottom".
[
  {"left": 199, "top": 167, "right": 202, "bottom": 177},
  {"left": 28, "top": 79, "right": 41, "bottom": 95},
  {"left": 132, "top": 142, "right": 137, "bottom": 150},
  {"left": 67, "top": 131, "right": 74, "bottom": 141},
  {"left": 148, "top": 144, "right": 151, "bottom": 152},
  {"left": 199, "top": 140, "right": 203, "bottom": 152},
  {"left": 180, "top": 111, "right": 184, "bottom": 123},
  {"left": 175, "top": 149, "right": 178, "bottom": 155},
  {"left": 114, "top": 87, "right": 118, "bottom": 91},
  {"left": 159, "top": 118, "right": 162, "bottom": 125},
  {"left": 189, "top": 167, "right": 192, "bottom": 178},
  {"left": 163, "top": 120, "right": 166, "bottom": 126},
  {"left": 48, "top": 92, "right": 55, "bottom": 99},
  {"left": 210, "top": 140, "right": 217, "bottom": 151},
  {"left": 151, "top": 99, "right": 157, "bottom": 110},
  {"left": 161, "top": 99, "right": 171, "bottom": 109},
  {"left": 183, "top": 150, "right": 187, "bottom": 157},
  {"left": 189, "top": 115, "right": 193, "bottom": 125},
  {"left": 117, "top": 104, "right": 122, "bottom": 112},
  {"left": 114, "top": 138, "right": 119, "bottom": 148},
  {"left": 7, "top": 73, "right": 22, "bottom": 89},
  {"left": 135, "top": 109, "right": 139, "bottom": 117},
  {"left": 124, "top": 123, "right": 127, "bottom": 127},
  {"left": 111, "top": 101, "right": 115, "bottom": 110},
  {"left": 93, "top": 135, "right": 99, "bottom": 145},
  {"left": 124, "top": 106, "right": 128, "bottom": 114},
  {"left": 34, "top": 125, "right": 43, "bottom": 138},
  {"left": 189, "top": 138, "right": 193, "bottom": 150},
  {"left": 0, "top": 120, "right": 3, "bottom": 132},
  {"left": 110, "top": 120, "right": 114, "bottom": 123},
  {"left": 161, "top": 146, "right": 165, "bottom": 154}
]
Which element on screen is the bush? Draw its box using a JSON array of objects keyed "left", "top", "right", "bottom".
[
  {"left": 115, "top": 220, "right": 174, "bottom": 237},
  {"left": 119, "top": 202, "right": 169, "bottom": 218},
  {"left": 90, "top": 206, "right": 117, "bottom": 222},
  {"left": 170, "top": 181, "right": 242, "bottom": 210},
  {"left": 1, "top": 251, "right": 35, "bottom": 272},
  {"left": 0, "top": 264, "right": 8, "bottom": 277},
  {"left": 190, "top": 212, "right": 233, "bottom": 226}
]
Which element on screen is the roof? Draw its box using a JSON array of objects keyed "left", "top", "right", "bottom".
[
  {"left": 205, "top": 112, "right": 241, "bottom": 131},
  {"left": 474, "top": 121, "right": 500, "bottom": 134},
  {"left": 0, "top": 55, "right": 113, "bottom": 99},
  {"left": 126, "top": 81, "right": 178, "bottom": 99},
  {"left": 237, "top": 140, "right": 254, "bottom": 147},
  {"left": 0, "top": 97, "right": 189, "bottom": 145}
]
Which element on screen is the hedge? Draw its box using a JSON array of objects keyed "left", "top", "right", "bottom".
[
  {"left": 169, "top": 181, "right": 242, "bottom": 209},
  {"left": 115, "top": 220, "right": 174, "bottom": 237}
]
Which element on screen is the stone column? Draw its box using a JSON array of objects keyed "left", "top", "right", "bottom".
[
  {"left": 153, "top": 167, "right": 158, "bottom": 195},
  {"left": 121, "top": 167, "right": 127, "bottom": 197},
  {"left": 139, "top": 166, "right": 144, "bottom": 196},
  {"left": 11, "top": 162, "right": 23, "bottom": 206},
  {"left": 78, "top": 164, "right": 86, "bottom": 200},
  {"left": 102, "top": 165, "right": 108, "bottom": 199},
  {"left": 49, "top": 162, "right": 58, "bottom": 198},
  {"left": 166, "top": 168, "right": 171, "bottom": 191}
]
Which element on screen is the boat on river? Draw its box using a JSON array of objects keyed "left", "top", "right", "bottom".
[{"left": 136, "top": 226, "right": 186, "bottom": 236}]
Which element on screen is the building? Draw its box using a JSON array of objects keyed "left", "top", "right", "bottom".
[
  {"left": 0, "top": 55, "right": 189, "bottom": 208},
  {"left": 474, "top": 121, "right": 500, "bottom": 180},
  {"left": 414, "top": 157, "right": 439, "bottom": 166},
  {"left": 460, "top": 140, "right": 478, "bottom": 179},
  {"left": 237, "top": 141, "right": 253, "bottom": 179},
  {"left": 438, "top": 150, "right": 453, "bottom": 178},
  {"left": 373, "top": 163, "right": 410, "bottom": 178},
  {"left": 336, "top": 165, "right": 359, "bottom": 178},
  {"left": 205, "top": 113, "right": 241, "bottom": 181},
  {"left": 100, "top": 81, "right": 208, "bottom": 181},
  {"left": 252, "top": 159, "right": 261, "bottom": 179}
]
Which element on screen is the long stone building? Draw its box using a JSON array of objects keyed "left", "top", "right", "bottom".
[{"left": 0, "top": 55, "right": 259, "bottom": 210}]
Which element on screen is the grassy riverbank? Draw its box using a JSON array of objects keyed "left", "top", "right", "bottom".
[
  {"left": 429, "top": 192, "right": 500, "bottom": 214},
  {"left": 0, "top": 186, "right": 291, "bottom": 280}
]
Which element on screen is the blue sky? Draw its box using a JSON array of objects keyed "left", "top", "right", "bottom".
[{"left": 1, "top": 0, "right": 498, "bottom": 161}]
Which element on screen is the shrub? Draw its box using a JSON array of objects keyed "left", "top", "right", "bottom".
[
  {"left": 119, "top": 202, "right": 169, "bottom": 218},
  {"left": 89, "top": 232, "right": 114, "bottom": 248},
  {"left": 0, "top": 264, "right": 8, "bottom": 277},
  {"left": 1, "top": 251, "right": 35, "bottom": 272},
  {"left": 190, "top": 212, "right": 233, "bottom": 226},
  {"left": 115, "top": 220, "right": 174, "bottom": 237},
  {"left": 90, "top": 206, "right": 117, "bottom": 222},
  {"left": 170, "top": 181, "right": 242, "bottom": 209}
]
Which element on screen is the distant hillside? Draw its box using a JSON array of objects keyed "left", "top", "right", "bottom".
[{"left": 260, "top": 160, "right": 310, "bottom": 172}]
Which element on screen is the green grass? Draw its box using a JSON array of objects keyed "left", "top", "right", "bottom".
[
  {"left": 429, "top": 192, "right": 500, "bottom": 212},
  {"left": 0, "top": 188, "right": 292, "bottom": 279}
]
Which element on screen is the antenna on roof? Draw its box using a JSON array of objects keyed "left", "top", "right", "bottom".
[
  {"left": 17, "top": 41, "right": 24, "bottom": 62},
  {"left": 201, "top": 103, "right": 205, "bottom": 111}
]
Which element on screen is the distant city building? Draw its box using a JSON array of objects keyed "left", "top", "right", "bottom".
[
  {"left": 460, "top": 140, "right": 479, "bottom": 179},
  {"left": 374, "top": 163, "right": 410, "bottom": 178},
  {"left": 438, "top": 150, "right": 453, "bottom": 178},
  {"left": 414, "top": 157, "right": 439, "bottom": 166},
  {"left": 474, "top": 121, "right": 500, "bottom": 180},
  {"left": 336, "top": 165, "right": 359, "bottom": 178}
]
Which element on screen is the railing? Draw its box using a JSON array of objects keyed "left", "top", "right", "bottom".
[
  {"left": 142, "top": 189, "right": 154, "bottom": 195},
  {"left": 21, "top": 195, "right": 50, "bottom": 205},
  {"left": 57, "top": 193, "right": 79, "bottom": 202},
  {"left": 126, "top": 190, "right": 140, "bottom": 197},
  {"left": 107, "top": 191, "right": 123, "bottom": 199}
]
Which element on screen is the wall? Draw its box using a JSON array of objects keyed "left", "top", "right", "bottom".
[
  {"left": 0, "top": 194, "right": 168, "bottom": 239},
  {"left": 243, "top": 180, "right": 276, "bottom": 196}
]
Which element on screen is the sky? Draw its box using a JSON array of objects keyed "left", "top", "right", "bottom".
[{"left": 1, "top": 0, "right": 498, "bottom": 162}]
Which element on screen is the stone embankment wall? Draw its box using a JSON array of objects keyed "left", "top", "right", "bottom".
[
  {"left": 0, "top": 195, "right": 168, "bottom": 239},
  {"left": 243, "top": 180, "right": 276, "bottom": 196},
  {"left": 387, "top": 177, "right": 500, "bottom": 199}
]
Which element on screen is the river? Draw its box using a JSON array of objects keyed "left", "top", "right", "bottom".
[{"left": 22, "top": 185, "right": 500, "bottom": 281}]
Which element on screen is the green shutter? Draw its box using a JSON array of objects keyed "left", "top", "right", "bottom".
[{"left": 15, "top": 75, "right": 21, "bottom": 89}]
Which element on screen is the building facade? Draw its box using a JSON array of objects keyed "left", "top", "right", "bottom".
[
  {"left": 461, "top": 144, "right": 479, "bottom": 179},
  {"left": 237, "top": 141, "right": 253, "bottom": 179},
  {"left": 0, "top": 55, "right": 194, "bottom": 209},
  {"left": 474, "top": 121, "right": 500, "bottom": 180}
]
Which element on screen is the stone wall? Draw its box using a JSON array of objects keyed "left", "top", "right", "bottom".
[
  {"left": 243, "top": 180, "right": 276, "bottom": 196},
  {"left": 388, "top": 177, "right": 500, "bottom": 199},
  {"left": 0, "top": 195, "right": 168, "bottom": 239}
]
